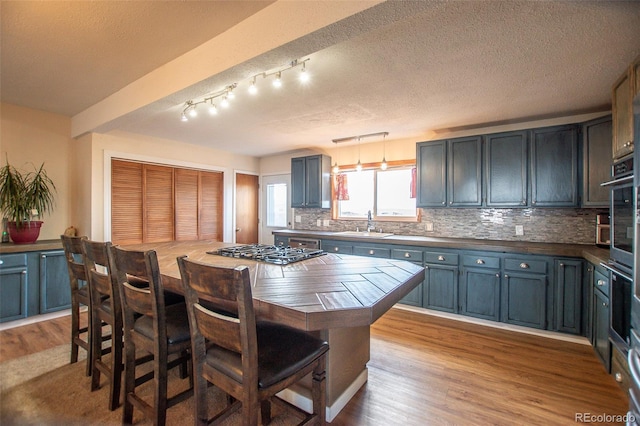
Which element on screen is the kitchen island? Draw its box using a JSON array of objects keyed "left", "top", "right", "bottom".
[{"left": 125, "top": 239, "right": 425, "bottom": 421}]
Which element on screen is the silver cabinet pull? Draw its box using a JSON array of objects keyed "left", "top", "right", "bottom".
[
  {"left": 404, "top": 252, "right": 411, "bottom": 258},
  {"left": 22, "top": 270, "right": 27, "bottom": 275},
  {"left": 425, "top": 266, "right": 429, "bottom": 270},
  {"left": 495, "top": 273, "right": 500, "bottom": 278},
  {"left": 437, "top": 255, "right": 445, "bottom": 261},
  {"left": 369, "top": 250, "right": 375, "bottom": 255},
  {"left": 559, "top": 263, "right": 564, "bottom": 267},
  {"left": 0, "top": 260, "right": 3, "bottom": 265},
  {"left": 519, "top": 263, "right": 529, "bottom": 269},
  {"left": 333, "top": 247, "right": 339, "bottom": 252},
  {"left": 597, "top": 279, "right": 606, "bottom": 286},
  {"left": 42, "top": 254, "right": 46, "bottom": 259},
  {"left": 504, "top": 274, "right": 510, "bottom": 279},
  {"left": 476, "top": 259, "right": 485, "bottom": 265}
]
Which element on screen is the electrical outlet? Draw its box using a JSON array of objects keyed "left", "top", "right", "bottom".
[
  {"left": 425, "top": 222, "right": 434, "bottom": 232},
  {"left": 316, "top": 219, "right": 322, "bottom": 226},
  {"left": 515, "top": 225, "right": 524, "bottom": 236},
  {"left": 323, "top": 219, "right": 330, "bottom": 227},
  {"left": 295, "top": 215, "right": 301, "bottom": 223}
]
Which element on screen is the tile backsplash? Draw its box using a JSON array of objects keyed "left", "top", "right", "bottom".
[{"left": 292, "top": 207, "right": 606, "bottom": 245}]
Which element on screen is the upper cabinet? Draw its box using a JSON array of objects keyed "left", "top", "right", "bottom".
[
  {"left": 485, "top": 131, "right": 528, "bottom": 207},
  {"left": 612, "top": 55, "right": 640, "bottom": 160},
  {"left": 582, "top": 116, "right": 613, "bottom": 208},
  {"left": 416, "top": 137, "right": 481, "bottom": 208},
  {"left": 530, "top": 125, "right": 579, "bottom": 207},
  {"left": 291, "top": 155, "right": 331, "bottom": 209}
]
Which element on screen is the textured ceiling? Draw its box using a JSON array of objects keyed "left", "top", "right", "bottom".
[{"left": 2, "top": 1, "right": 640, "bottom": 157}]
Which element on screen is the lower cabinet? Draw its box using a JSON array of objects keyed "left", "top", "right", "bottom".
[
  {"left": 423, "top": 251, "right": 459, "bottom": 313},
  {"left": 0, "top": 254, "right": 28, "bottom": 322},
  {"left": 393, "top": 249, "right": 423, "bottom": 307},
  {"left": 593, "top": 285, "right": 611, "bottom": 371},
  {"left": 501, "top": 257, "right": 549, "bottom": 329},
  {"left": 460, "top": 254, "right": 501, "bottom": 321},
  {"left": 555, "top": 259, "right": 583, "bottom": 335},
  {"left": 0, "top": 248, "right": 70, "bottom": 323}
]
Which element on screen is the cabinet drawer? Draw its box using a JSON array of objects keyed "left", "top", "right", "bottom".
[
  {"left": 462, "top": 254, "right": 500, "bottom": 269},
  {"left": 424, "top": 252, "right": 458, "bottom": 266},
  {"left": 612, "top": 347, "right": 631, "bottom": 394},
  {"left": 392, "top": 249, "right": 423, "bottom": 262},
  {"left": 504, "top": 257, "right": 547, "bottom": 274},
  {"left": 0, "top": 254, "right": 27, "bottom": 268},
  {"left": 322, "top": 243, "right": 353, "bottom": 255},
  {"left": 594, "top": 269, "right": 610, "bottom": 296},
  {"left": 353, "top": 246, "right": 391, "bottom": 258}
]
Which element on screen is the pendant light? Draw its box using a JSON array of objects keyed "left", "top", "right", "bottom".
[
  {"left": 356, "top": 138, "right": 363, "bottom": 172},
  {"left": 332, "top": 141, "right": 340, "bottom": 174},
  {"left": 380, "top": 133, "right": 388, "bottom": 170}
]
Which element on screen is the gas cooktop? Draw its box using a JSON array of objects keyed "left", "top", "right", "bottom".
[{"left": 213, "top": 244, "right": 326, "bottom": 265}]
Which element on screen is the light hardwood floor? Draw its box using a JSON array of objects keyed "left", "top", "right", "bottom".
[{"left": 0, "top": 307, "right": 629, "bottom": 424}]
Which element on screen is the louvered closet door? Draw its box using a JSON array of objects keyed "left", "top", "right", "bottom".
[
  {"left": 112, "top": 160, "right": 143, "bottom": 245},
  {"left": 199, "top": 171, "right": 223, "bottom": 241},
  {"left": 174, "top": 168, "right": 199, "bottom": 241},
  {"left": 143, "top": 165, "right": 174, "bottom": 242}
]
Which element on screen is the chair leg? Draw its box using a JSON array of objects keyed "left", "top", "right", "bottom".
[
  {"left": 194, "top": 362, "right": 209, "bottom": 426},
  {"left": 122, "top": 337, "right": 136, "bottom": 425},
  {"left": 70, "top": 302, "right": 79, "bottom": 364},
  {"left": 108, "top": 327, "right": 123, "bottom": 411},
  {"left": 312, "top": 357, "right": 327, "bottom": 425},
  {"left": 154, "top": 350, "right": 169, "bottom": 426},
  {"left": 261, "top": 399, "right": 272, "bottom": 425},
  {"left": 90, "top": 313, "right": 103, "bottom": 392},
  {"left": 84, "top": 304, "right": 93, "bottom": 377}
]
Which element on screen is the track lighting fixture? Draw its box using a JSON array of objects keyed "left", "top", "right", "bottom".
[{"left": 179, "top": 58, "right": 310, "bottom": 121}]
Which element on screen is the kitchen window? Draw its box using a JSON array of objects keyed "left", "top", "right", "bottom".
[{"left": 335, "top": 166, "right": 418, "bottom": 221}]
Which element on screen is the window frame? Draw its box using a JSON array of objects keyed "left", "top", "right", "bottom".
[{"left": 331, "top": 159, "right": 420, "bottom": 222}]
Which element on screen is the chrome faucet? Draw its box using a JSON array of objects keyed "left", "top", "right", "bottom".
[{"left": 367, "top": 210, "right": 374, "bottom": 232}]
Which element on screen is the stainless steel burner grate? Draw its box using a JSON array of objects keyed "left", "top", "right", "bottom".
[{"left": 213, "top": 244, "right": 326, "bottom": 265}]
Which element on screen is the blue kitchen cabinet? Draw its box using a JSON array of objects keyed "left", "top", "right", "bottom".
[
  {"left": 530, "top": 125, "right": 579, "bottom": 207},
  {"left": 485, "top": 131, "right": 528, "bottom": 207},
  {"left": 581, "top": 116, "right": 612, "bottom": 207},
  {"left": 274, "top": 235, "right": 288, "bottom": 247},
  {"left": 291, "top": 155, "right": 331, "bottom": 209},
  {"left": 423, "top": 251, "right": 459, "bottom": 313},
  {"left": 393, "top": 248, "right": 424, "bottom": 307},
  {"left": 416, "top": 137, "right": 482, "bottom": 208},
  {"left": 460, "top": 254, "right": 501, "bottom": 321},
  {"left": 501, "top": 257, "right": 549, "bottom": 329},
  {"left": 0, "top": 253, "right": 28, "bottom": 322},
  {"left": 321, "top": 240, "right": 353, "bottom": 255},
  {"left": 555, "top": 258, "right": 584, "bottom": 335},
  {"left": 38, "top": 250, "right": 71, "bottom": 314},
  {"left": 590, "top": 262, "right": 611, "bottom": 371}
]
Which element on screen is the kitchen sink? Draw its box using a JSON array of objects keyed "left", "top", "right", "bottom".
[{"left": 335, "top": 231, "right": 394, "bottom": 238}]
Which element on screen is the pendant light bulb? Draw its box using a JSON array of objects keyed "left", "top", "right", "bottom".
[
  {"left": 356, "top": 160, "right": 362, "bottom": 172},
  {"left": 381, "top": 158, "right": 388, "bottom": 170},
  {"left": 300, "top": 62, "right": 310, "bottom": 83},
  {"left": 208, "top": 102, "right": 218, "bottom": 115},
  {"left": 332, "top": 162, "right": 339, "bottom": 174}
]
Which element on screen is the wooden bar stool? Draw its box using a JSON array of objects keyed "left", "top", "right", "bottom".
[
  {"left": 112, "top": 246, "right": 192, "bottom": 426},
  {"left": 82, "top": 239, "right": 124, "bottom": 411},
  {"left": 177, "top": 255, "right": 329, "bottom": 426},
  {"left": 60, "top": 234, "right": 92, "bottom": 376}
]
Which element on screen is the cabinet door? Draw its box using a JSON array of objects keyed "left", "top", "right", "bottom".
[
  {"left": 502, "top": 272, "right": 547, "bottom": 329},
  {"left": 612, "top": 69, "right": 634, "bottom": 159},
  {"left": 582, "top": 117, "right": 613, "bottom": 207},
  {"left": 485, "top": 131, "right": 528, "bottom": 207},
  {"left": 531, "top": 125, "right": 579, "bottom": 207},
  {"left": 291, "top": 157, "right": 306, "bottom": 208},
  {"left": 0, "top": 266, "right": 28, "bottom": 322},
  {"left": 399, "top": 261, "right": 424, "bottom": 307},
  {"left": 555, "top": 259, "right": 583, "bottom": 335},
  {"left": 416, "top": 141, "right": 447, "bottom": 207},
  {"left": 423, "top": 264, "right": 458, "bottom": 313},
  {"left": 305, "top": 155, "right": 322, "bottom": 208},
  {"left": 593, "top": 287, "right": 611, "bottom": 371},
  {"left": 448, "top": 137, "right": 482, "bottom": 207},
  {"left": 460, "top": 268, "right": 501, "bottom": 321},
  {"left": 39, "top": 250, "right": 71, "bottom": 314}
]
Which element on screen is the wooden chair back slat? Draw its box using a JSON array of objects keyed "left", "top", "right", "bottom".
[{"left": 193, "top": 303, "right": 242, "bottom": 353}]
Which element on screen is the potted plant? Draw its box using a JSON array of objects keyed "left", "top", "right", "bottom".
[{"left": 0, "top": 159, "right": 56, "bottom": 244}]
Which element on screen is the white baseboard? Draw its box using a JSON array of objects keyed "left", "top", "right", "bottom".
[{"left": 277, "top": 368, "right": 368, "bottom": 423}]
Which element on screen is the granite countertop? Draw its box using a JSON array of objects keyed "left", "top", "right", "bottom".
[
  {"left": 0, "top": 239, "right": 63, "bottom": 254},
  {"left": 273, "top": 229, "right": 611, "bottom": 266}
]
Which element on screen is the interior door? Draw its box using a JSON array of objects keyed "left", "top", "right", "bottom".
[
  {"left": 260, "top": 174, "right": 291, "bottom": 245},
  {"left": 235, "top": 173, "right": 259, "bottom": 244}
]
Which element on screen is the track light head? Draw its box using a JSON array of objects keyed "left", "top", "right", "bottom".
[{"left": 273, "top": 72, "right": 282, "bottom": 88}]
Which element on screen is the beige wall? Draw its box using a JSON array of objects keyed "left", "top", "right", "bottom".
[
  {"left": 1, "top": 102, "right": 260, "bottom": 242},
  {"left": 0, "top": 103, "right": 73, "bottom": 240}
]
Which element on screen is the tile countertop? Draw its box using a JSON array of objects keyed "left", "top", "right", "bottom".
[
  {"left": 0, "top": 239, "right": 63, "bottom": 254},
  {"left": 272, "top": 229, "right": 612, "bottom": 266}
]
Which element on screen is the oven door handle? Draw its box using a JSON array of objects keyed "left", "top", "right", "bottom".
[
  {"left": 600, "top": 175, "right": 633, "bottom": 187},
  {"left": 600, "top": 262, "right": 634, "bottom": 282}
]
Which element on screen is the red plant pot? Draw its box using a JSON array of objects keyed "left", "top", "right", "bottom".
[{"left": 7, "top": 221, "right": 43, "bottom": 244}]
